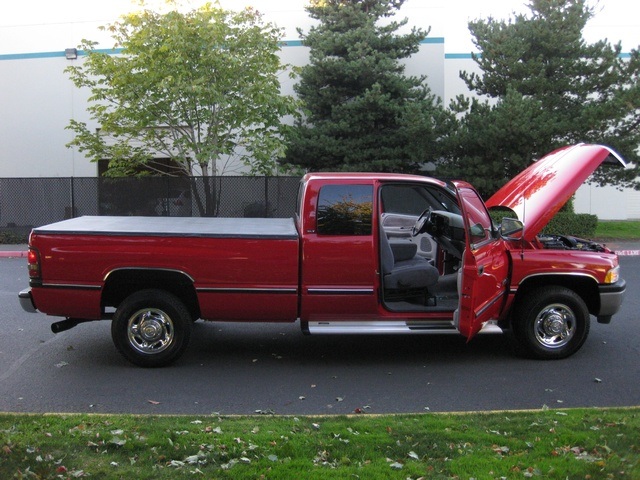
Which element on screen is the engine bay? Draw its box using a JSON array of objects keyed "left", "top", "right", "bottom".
[{"left": 538, "top": 234, "right": 609, "bottom": 252}]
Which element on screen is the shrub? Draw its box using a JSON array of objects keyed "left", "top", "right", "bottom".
[
  {"left": 491, "top": 211, "right": 598, "bottom": 239},
  {"left": 0, "top": 230, "right": 29, "bottom": 244},
  {"left": 541, "top": 212, "right": 598, "bottom": 238}
]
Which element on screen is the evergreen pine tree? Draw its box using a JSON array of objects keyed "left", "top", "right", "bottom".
[
  {"left": 439, "top": 0, "right": 640, "bottom": 197},
  {"left": 285, "top": 0, "right": 450, "bottom": 173}
]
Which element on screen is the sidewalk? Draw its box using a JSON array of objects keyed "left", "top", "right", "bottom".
[{"left": 1, "top": 241, "right": 639, "bottom": 257}]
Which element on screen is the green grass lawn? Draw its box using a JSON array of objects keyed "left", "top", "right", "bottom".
[
  {"left": 595, "top": 220, "right": 640, "bottom": 240},
  {"left": 1, "top": 408, "right": 638, "bottom": 479}
]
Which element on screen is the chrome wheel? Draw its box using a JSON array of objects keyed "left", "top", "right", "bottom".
[
  {"left": 112, "top": 289, "right": 192, "bottom": 367},
  {"left": 127, "top": 308, "right": 174, "bottom": 355},
  {"left": 512, "top": 286, "right": 589, "bottom": 360},
  {"left": 533, "top": 304, "right": 576, "bottom": 349}
]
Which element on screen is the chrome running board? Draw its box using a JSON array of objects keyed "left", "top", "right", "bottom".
[{"left": 302, "top": 320, "right": 503, "bottom": 335}]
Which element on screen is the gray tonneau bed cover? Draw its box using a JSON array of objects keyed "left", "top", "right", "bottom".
[{"left": 33, "top": 216, "right": 299, "bottom": 240}]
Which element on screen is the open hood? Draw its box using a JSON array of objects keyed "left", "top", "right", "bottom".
[{"left": 486, "top": 144, "right": 626, "bottom": 241}]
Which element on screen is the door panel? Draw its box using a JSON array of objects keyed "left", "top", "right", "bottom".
[
  {"left": 300, "top": 183, "right": 379, "bottom": 321},
  {"left": 454, "top": 183, "right": 510, "bottom": 338}
]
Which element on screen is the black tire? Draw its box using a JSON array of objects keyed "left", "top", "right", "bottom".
[
  {"left": 111, "top": 289, "right": 192, "bottom": 367},
  {"left": 512, "top": 286, "right": 590, "bottom": 360}
]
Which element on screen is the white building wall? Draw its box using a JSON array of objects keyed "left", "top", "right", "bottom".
[
  {"left": 0, "top": 39, "right": 636, "bottom": 219},
  {"left": 575, "top": 183, "right": 640, "bottom": 220},
  {"left": 0, "top": 54, "right": 95, "bottom": 177},
  {"left": 0, "top": 40, "right": 445, "bottom": 179}
]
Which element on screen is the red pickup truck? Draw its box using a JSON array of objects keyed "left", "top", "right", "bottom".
[{"left": 19, "top": 144, "right": 626, "bottom": 367}]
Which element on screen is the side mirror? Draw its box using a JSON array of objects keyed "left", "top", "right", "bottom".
[{"left": 500, "top": 217, "right": 524, "bottom": 239}]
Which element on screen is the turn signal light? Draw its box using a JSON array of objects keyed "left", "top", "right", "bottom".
[{"left": 604, "top": 266, "right": 620, "bottom": 284}]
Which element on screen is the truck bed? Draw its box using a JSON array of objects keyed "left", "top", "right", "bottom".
[
  {"left": 32, "top": 216, "right": 299, "bottom": 240},
  {"left": 27, "top": 215, "right": 301, "bottom": 322}
]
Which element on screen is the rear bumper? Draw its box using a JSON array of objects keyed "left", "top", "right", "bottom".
[
  {"left": 18, "top": 288, "right": 37, "bottom": 313},
  {"left": 597, "top": 278, "right": 626, "bottom": 322}
]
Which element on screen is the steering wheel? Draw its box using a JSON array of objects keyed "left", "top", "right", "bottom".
[{"left": 412, "top": 207, "right": 432, "bottom": 236}]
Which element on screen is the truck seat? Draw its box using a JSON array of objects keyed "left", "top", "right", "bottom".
[{"left": 380, "top": 226, "right": 439, "bottom": 290}]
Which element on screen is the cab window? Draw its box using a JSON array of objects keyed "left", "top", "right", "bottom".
[{"left": 316, "top": 185, "right": 373, "bottom": 235}]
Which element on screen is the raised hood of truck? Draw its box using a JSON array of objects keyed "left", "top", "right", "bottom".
[{"left": 486, "top": 144, "right": 626, "bottom": 241}]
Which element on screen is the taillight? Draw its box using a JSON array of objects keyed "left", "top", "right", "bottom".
[{"left": 27, "top": 248, "right": 41, "bottom": 279}]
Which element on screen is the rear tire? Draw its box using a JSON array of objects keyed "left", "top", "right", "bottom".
[
  {"left": 512, "top": 286, "right": 590, "bottom": 360},
  {"left": 111, "top": 289, "right": 192, "bottom": 367}
]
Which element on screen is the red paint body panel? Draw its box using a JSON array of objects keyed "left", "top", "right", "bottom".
[
  {"left": 487, "top": 144, "right": 626, "bottom": 240},
  {"left": 299, "top": 175, "right": 380, "bottom": 321},
  {"left": 509, "top": 246, "right": 618, "bottom": 283},
  {"left": 32, "top": 288, "right": 102, "bottom": 319},
  {"left": 454, "top": 183, "right": 510, "bottom": 338},
  {"left": 30, "top": 231, "right": 300, "bottom": 322}
]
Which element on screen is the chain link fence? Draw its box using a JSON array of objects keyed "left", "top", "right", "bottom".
[{"left": 0, "top": 176, "right": 301, "bottom": 241}]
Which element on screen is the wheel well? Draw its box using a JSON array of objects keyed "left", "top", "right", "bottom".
[
  {"left": 102, "top": 269, "right": 200, "bottom": 320},
  {"left": 513, "top": 275, "right": 599, "bottom": 316}
]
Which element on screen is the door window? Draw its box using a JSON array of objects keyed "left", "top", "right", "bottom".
[{"left": 458, "top": 188, "right": 494, "bottom": 246}]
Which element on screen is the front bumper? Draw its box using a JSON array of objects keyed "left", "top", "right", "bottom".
[
  {"left": 19, "top": 288, "right": 37, "bottom": 313},
  {"left": 597, "top": 278, "right": 626, "bottom": 323}
]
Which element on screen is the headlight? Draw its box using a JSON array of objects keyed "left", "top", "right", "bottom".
[{"left": 604, "top": 266, "right": 620, "bottom": 284}]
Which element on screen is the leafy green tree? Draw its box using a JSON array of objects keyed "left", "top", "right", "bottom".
[
  {"left": 285, "top": 0, "right": 451, "bottom": 173},
  {"left": 66, "top": 2, "right": 298, "bottom": 215},
  {"left": 439, "top": 0, "right": 640, "bottom": 197}
]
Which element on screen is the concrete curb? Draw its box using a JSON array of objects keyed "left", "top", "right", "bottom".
[
  {"left": 0, "top": 250, "right": 27, "bottom": 258},
  {"left": 615, "top": 249, "right": 640, "bottom": 256}
]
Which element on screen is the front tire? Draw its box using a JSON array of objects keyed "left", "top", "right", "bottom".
[
  {"left": 111, "top": 289, "right": 192, "bottom": 367},
  {"left": 512, "top": 286, "right": 590, "bottom": 360}
]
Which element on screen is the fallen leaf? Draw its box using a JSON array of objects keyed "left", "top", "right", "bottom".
[
  {"left": 493, "top": 445, "right": 510, "bottom": 455},
  {"left": 184, "top": 453, "right": 204, "bottom": 464},
  {"left": 147, "top": 400, "right": 160, "bottom": 405},
  {"left": 389, "top": 462, "right": 403, "bottom": 470},
  {"left": 110, "top": 437, "right": 126, "bottom": 446},
  {"left": 55, "top": 361, "right": 68, "bottom": 368}
]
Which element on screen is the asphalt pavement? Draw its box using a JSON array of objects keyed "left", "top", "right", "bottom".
[{"left": 1, "top": 251, "right": 638, "bottom": 415}]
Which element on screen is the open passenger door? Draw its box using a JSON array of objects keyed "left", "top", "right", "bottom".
[{"left": 453, "top": 182, "right": 510, "bottom": 339}]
